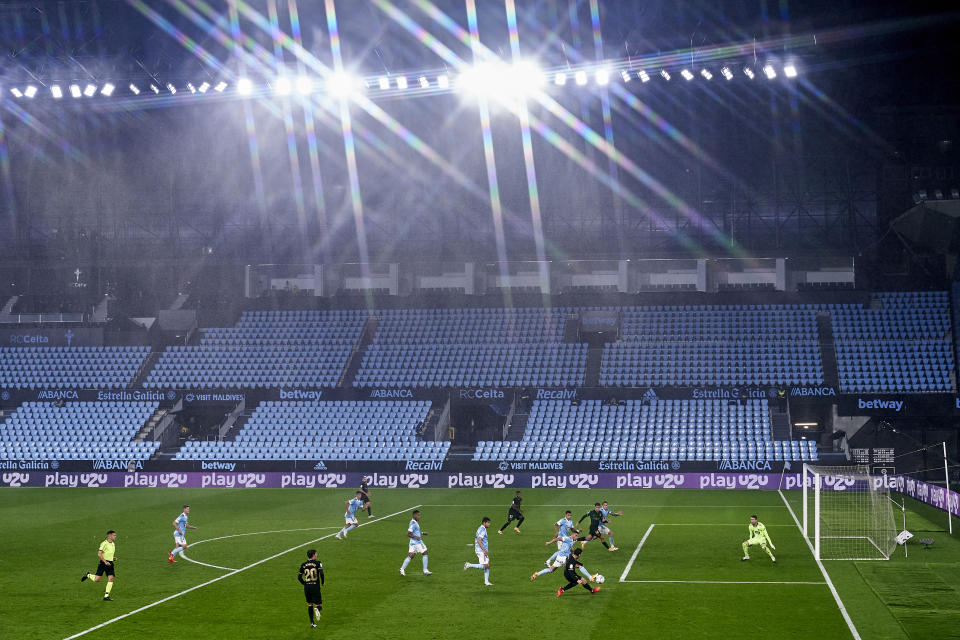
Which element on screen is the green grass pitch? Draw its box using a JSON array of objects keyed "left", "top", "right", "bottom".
[{"left": 1, "top": 488, "right": 958, "bottom": 639}]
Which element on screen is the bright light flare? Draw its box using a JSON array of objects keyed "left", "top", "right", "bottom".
[
  {"left": 101, "top": 83, "right": 115, "bottom": 96},
  {"left": 24, "top": 85, "right": 37, "bottom": 98},
  {"left": 214, "top": 81, "right": 227, "bottom": 92},
  {"left": 784, "top": 64, "right": 798, "bottom": 78},
  {"left": 237, "top": 78, "right": 253, "bottom": 95},
  {"left": 275, "top": 76, "right": 292, "bottom": 95},
  {"left": 377, "top": 76, "right": 390, "bottom": 90},
  {"left": 595, "top": 68, "right": 610, "bottom": 85},
  {"left": 295, "top": 76, "right": 312, "bottom": 95},
  {"left": 458, "top": 60, "right": 544, "bottom": 99},
  {"left": 327, "top": 72, "right": 360, "bottom": 98},
  {"left": 419, "top": 76, "right": 430, "bottom": 89},
  {"left": 763, "top": 64, "right": 777, "bottom": 79},
  {"left": 575, "top": 70, "right": 588, "bottom": 85},
  {"left": 437, "top": 74, "right": 449, "bottom": 89},
  {"left": 554, "top": 72, "right": 567, "bottom": 86}
]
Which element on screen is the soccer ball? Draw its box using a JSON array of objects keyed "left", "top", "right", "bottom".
[{"left": 594, "top": 574, "right": 605, "bottom": 584}]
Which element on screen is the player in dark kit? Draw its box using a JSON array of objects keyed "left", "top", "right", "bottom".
[
  {"left": 298, "top": 549, "right": 325, "bottom": 628},
  {"left": 498, "top": 490, "right": 525, "bottom": 534},
  {"left": 577, "top": 503, "right": 610, "bottom": 549},
  {"left": 556, "top": 548, "right": 601, "bottom": 596},
  {"left": 360, "top": 476, "right": 372, "bottom": 517}
]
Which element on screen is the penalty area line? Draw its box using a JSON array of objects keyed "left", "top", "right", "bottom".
[
  {"left": 63, "top": 505, "right": 420, "bottom": 640},
  {"left": 622, "top": 579, "right": 827, "bottom": 585},
  {"left": 619, "top": 523, "right": 654, "bottom": 583}
]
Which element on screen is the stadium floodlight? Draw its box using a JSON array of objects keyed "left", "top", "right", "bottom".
[
  {"left": 396, "top": 76, "right": 408, "bottom": 89},
  {"left": 660, "top": 69, "right": 671, "bottom": 81},
  {"left": 595, "top": 68, "right": 610, "bottom": 85},
  {"left": 721, "top": 66, "right": 734, "bottom": 80},
  {"left": 10, "top": 88, "right": 23, "bottom": 98},
  {"left": 150, "top": 84, "right": 160, "bottom": 94},
  {"left": 165, "top": 83, "right": 176, "bottom": 95},
  {"left": 700, "top": 69, "right": 713, "bottom": 80},
  {"left": 377, "top": 76, "right": 390, "bottom": 90},
  {"left": 237, "top": 77, "right": 253, "bottom": 95},
  {"left": 763, "top": 64, "right": 777, "bottom": 79},
  {"left": 187, "top": 83, "right": 197, "bottom": 94},
  {"left": 84, "top": 84, "right": 97, "bottom": 97},
  {"left": 437, "top": 74, "right": 449, "bottom": 89},
  {"left": 784, "top": 64, "right": 798, "bottom": 78},
  {"left": 743, "top": 66, "right": 755, "bottom": 79},
  {"left": 51, "top": 84, "right": 63, "bottom": 99},
  {"left": 101, "top": 83, "right": 115, "bottom": 97},
  {"left": 128, "top": 83, "right": 140, "bottom": 95},
  {"left": 24, "top": 85, "right": 38, "bottom": 98},
  {"left": 214, "top": 81, "right": 227, "bottom": 92},
  {"left": 638, "top": 70, "right": 650, "bottom": 83},
  {"left": 419, "top": 76, "right": 429, "bottom": 89},
  {"left": 681, "top": 69, "right": 694, "bottom": 81},
  {"left": 802, "top": 464, "right": 896, "bottom": 560},
  {"left": 620, "top": 70, "right": 631, "bottom": 82},
  {"left": 199, "top": 82, "right": 210, "bottom": 93},
  {"left": 575, "top": 70, "right": 588, "bottom": 85},
  {"left": 554, "top": 71, "right": 567, "bottom": 85},
  {"left": 327, "top": 72, "right": 360, "bottom": 98},
  {"left": 274, "top": 76, "right": 291, "bottom": 95},
  {"left": 70, "top": 84, "right": 82, "bottom": 98},
  {"left": 295, "top": 76, "right": 312, "bottom": 95}
]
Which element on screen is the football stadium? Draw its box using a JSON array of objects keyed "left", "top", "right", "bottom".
[{"left": 1, "top": 1, "right": 959, "bottom": 639}]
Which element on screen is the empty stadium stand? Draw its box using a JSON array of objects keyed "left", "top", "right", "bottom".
[
  {"left": 474, "top": 399, "right": 817, "bottom": 462},
  {"left": 0, "top": 346, "right": 150, "bottom": 389},
  {"left": 832, "top": 292, "right": 955, "bottom": 393},
  {"left": 601, "top": 306, "right": 823, "bottom": 387},
  {"left": 0, "top": 401, "right": 160, "bottom": 460},
  {"left": 354, "top": 307, "right": 585, "bottom": 387},
  {"left": 175, "top": 400, "right": 446, "bottom": 461},
  {"left": 144, "top": 310, "right": 366, "bottom": 388}
]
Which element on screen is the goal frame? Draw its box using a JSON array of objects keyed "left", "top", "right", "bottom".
[{"left": 802, "top": 463, "right": 895, "bottom": 561}]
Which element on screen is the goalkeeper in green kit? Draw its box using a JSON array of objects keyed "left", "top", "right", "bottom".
[{"left": 741, "top": 515, "right": 776, "bottom": 563}]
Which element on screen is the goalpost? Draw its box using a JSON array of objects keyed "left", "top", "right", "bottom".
[{"left": 802, "top": 464, "right": 897, "bottom": 561}]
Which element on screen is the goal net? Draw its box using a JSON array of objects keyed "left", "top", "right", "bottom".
[{"left": 802, "top": 464, "right": 897, "bottom": 560}]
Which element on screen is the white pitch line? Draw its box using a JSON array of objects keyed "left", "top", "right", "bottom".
[
  {"left": 619, "top": 523, "right": 654, "bottom": 582},
  {"left": 622, "top": 580, "right": 827, "bottom": 585},
  {"left": 419, "top": 504, "right": 787, "bottom": 508},
  {"left": 653, "top": 523, "right": 796, "bottom": 527},
  {"left": 778, "top": 490, "right": 861, "bottom": 640},
  {"left": 179, "top": 526, "right": 343, "bottom": 571},
  {"left": 63, "top": 505, "right": 420, "bottom": 640},
  {"left": 178, "top": 553, "right": 236, "bottom": 572}
]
